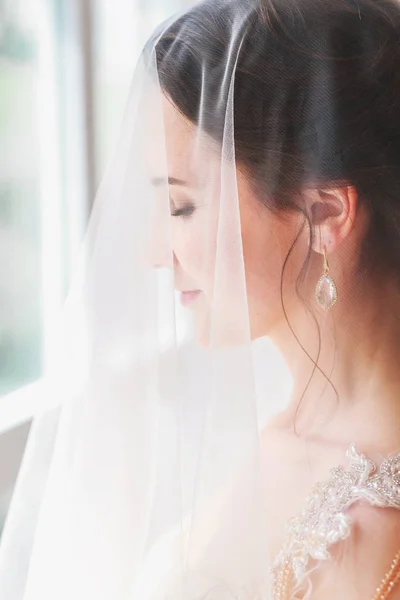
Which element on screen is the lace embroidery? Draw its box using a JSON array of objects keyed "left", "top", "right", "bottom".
[{"left": 271, "top": 443, "right": 400, "bottom": 598}]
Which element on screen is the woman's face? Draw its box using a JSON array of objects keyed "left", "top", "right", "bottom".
[{"left": 149, "top": 95, "right": 307, "bottom": 347}]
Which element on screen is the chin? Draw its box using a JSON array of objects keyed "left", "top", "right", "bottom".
[
  {"left": 194, "top": 318, "right": 254, "bottom": 349},
  {"left": 191, "top": 300, "right": 276, "bottom": 349}
]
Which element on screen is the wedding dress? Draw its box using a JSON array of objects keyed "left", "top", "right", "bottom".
[{"left": 129, "top": 443, "right": 400, "bottom": 600}]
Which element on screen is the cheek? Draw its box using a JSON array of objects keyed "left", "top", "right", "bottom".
[
  {"left": 243, "top": 233, "right": 284, "bottom": 322},
  {"left": 241, "top": 209, "right": 303, "bottom": 335},
  {"left": 241, "top": 212, "right": 281, "bottom": 298},
  {"left": 172, "top": 220, "right": 214, "bottom": 291}
]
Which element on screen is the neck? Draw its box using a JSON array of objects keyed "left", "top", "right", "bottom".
[{"left": 270, "top": 271, "right": 400, "bottom": 452}]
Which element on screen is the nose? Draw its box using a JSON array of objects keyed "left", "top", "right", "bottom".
[
  {"left": 154, "top": 257, "right": 178, "bottom": 276},
  {"left": 146, "top": 213, "right": 175, "bottom": 270},
  {"left": 147, "top": 238, "right": 169, "bottom": 269},
  {"left": 149, "top": 248, "right": 178, "bottom": 271}
]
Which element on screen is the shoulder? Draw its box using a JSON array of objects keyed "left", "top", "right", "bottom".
[{"left": 310, "top": 505, "right": 400, "bottom": 599}]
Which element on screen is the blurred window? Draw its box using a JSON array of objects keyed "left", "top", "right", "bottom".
[
  {"left": 0, "top": 1, "right": 43, "bottom": 396},
  {"left": 0, "top": 0, "right": 191, "bottom": 425}
]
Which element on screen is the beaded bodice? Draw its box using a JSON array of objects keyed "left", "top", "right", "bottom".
[{"left": 271, "top": 443, "right": 400, "bottom": 599}]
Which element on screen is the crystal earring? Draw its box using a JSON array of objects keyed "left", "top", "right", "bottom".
[{"left": 316, "top": 246, "right": 337, "bottom": 310}]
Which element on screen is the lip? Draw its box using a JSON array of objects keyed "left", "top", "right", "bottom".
[{"left": 180, "top": 290, "right": 202, "bottom": 307}]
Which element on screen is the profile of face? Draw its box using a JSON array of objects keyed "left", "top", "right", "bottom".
[{"left": 148, "top": 93, "right": 309, "bottom": 347}]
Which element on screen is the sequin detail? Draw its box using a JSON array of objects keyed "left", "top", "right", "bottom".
[{"left": 271, "top": 443, "right": 400, "bottom": 598}]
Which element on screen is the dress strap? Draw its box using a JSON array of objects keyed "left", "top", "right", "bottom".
[{"left": 272, "top": 444, "right": 400, "bottom": 599}]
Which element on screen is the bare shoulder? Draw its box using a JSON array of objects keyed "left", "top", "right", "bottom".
[{"left": 309, "top": 505, "right": 400, "bottom": 599}]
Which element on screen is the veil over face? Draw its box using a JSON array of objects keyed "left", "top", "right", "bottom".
[{"left": 2, "top": 0, "right": 400, "bottom": 598}]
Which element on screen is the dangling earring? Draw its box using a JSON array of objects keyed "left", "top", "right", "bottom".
[{"left": 316, "top": 246, "right": 338, "bottom": 310}]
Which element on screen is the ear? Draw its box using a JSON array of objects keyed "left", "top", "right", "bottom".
[{"left": 305, "top": 185, "right": 358, "bottom": 255}]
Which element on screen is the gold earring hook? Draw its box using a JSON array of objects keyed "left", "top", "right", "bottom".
[{"left": 323, "top": 246, "right": 329, "bottom": 276}]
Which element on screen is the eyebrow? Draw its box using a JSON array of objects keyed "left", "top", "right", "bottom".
[{"left": 151, "top": 176, "right": 188, "bottom": 187}]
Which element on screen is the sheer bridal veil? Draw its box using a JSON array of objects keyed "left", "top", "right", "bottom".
[{"left": 2, "top": 0, "right": 400, "bottom": 598}]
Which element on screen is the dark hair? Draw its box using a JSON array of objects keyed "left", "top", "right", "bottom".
[
  {"left": 153, "top": 0, "right": 400, "bottom": 418},
  {"left": 155, "top": 0, "right": 400, "bottom": 278}
]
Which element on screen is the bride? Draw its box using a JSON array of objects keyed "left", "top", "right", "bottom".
[{"left": 1, "top": 0, "right": 400, "bottom": 598}]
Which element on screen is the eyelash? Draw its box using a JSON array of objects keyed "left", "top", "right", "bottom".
[{"left": 171, "top": 205, "right": 195, "bottom": 218}]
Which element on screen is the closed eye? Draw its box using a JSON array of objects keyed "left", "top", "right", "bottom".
[{"left": 171, "top": 204, "right": 196, "bottom": 218}]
